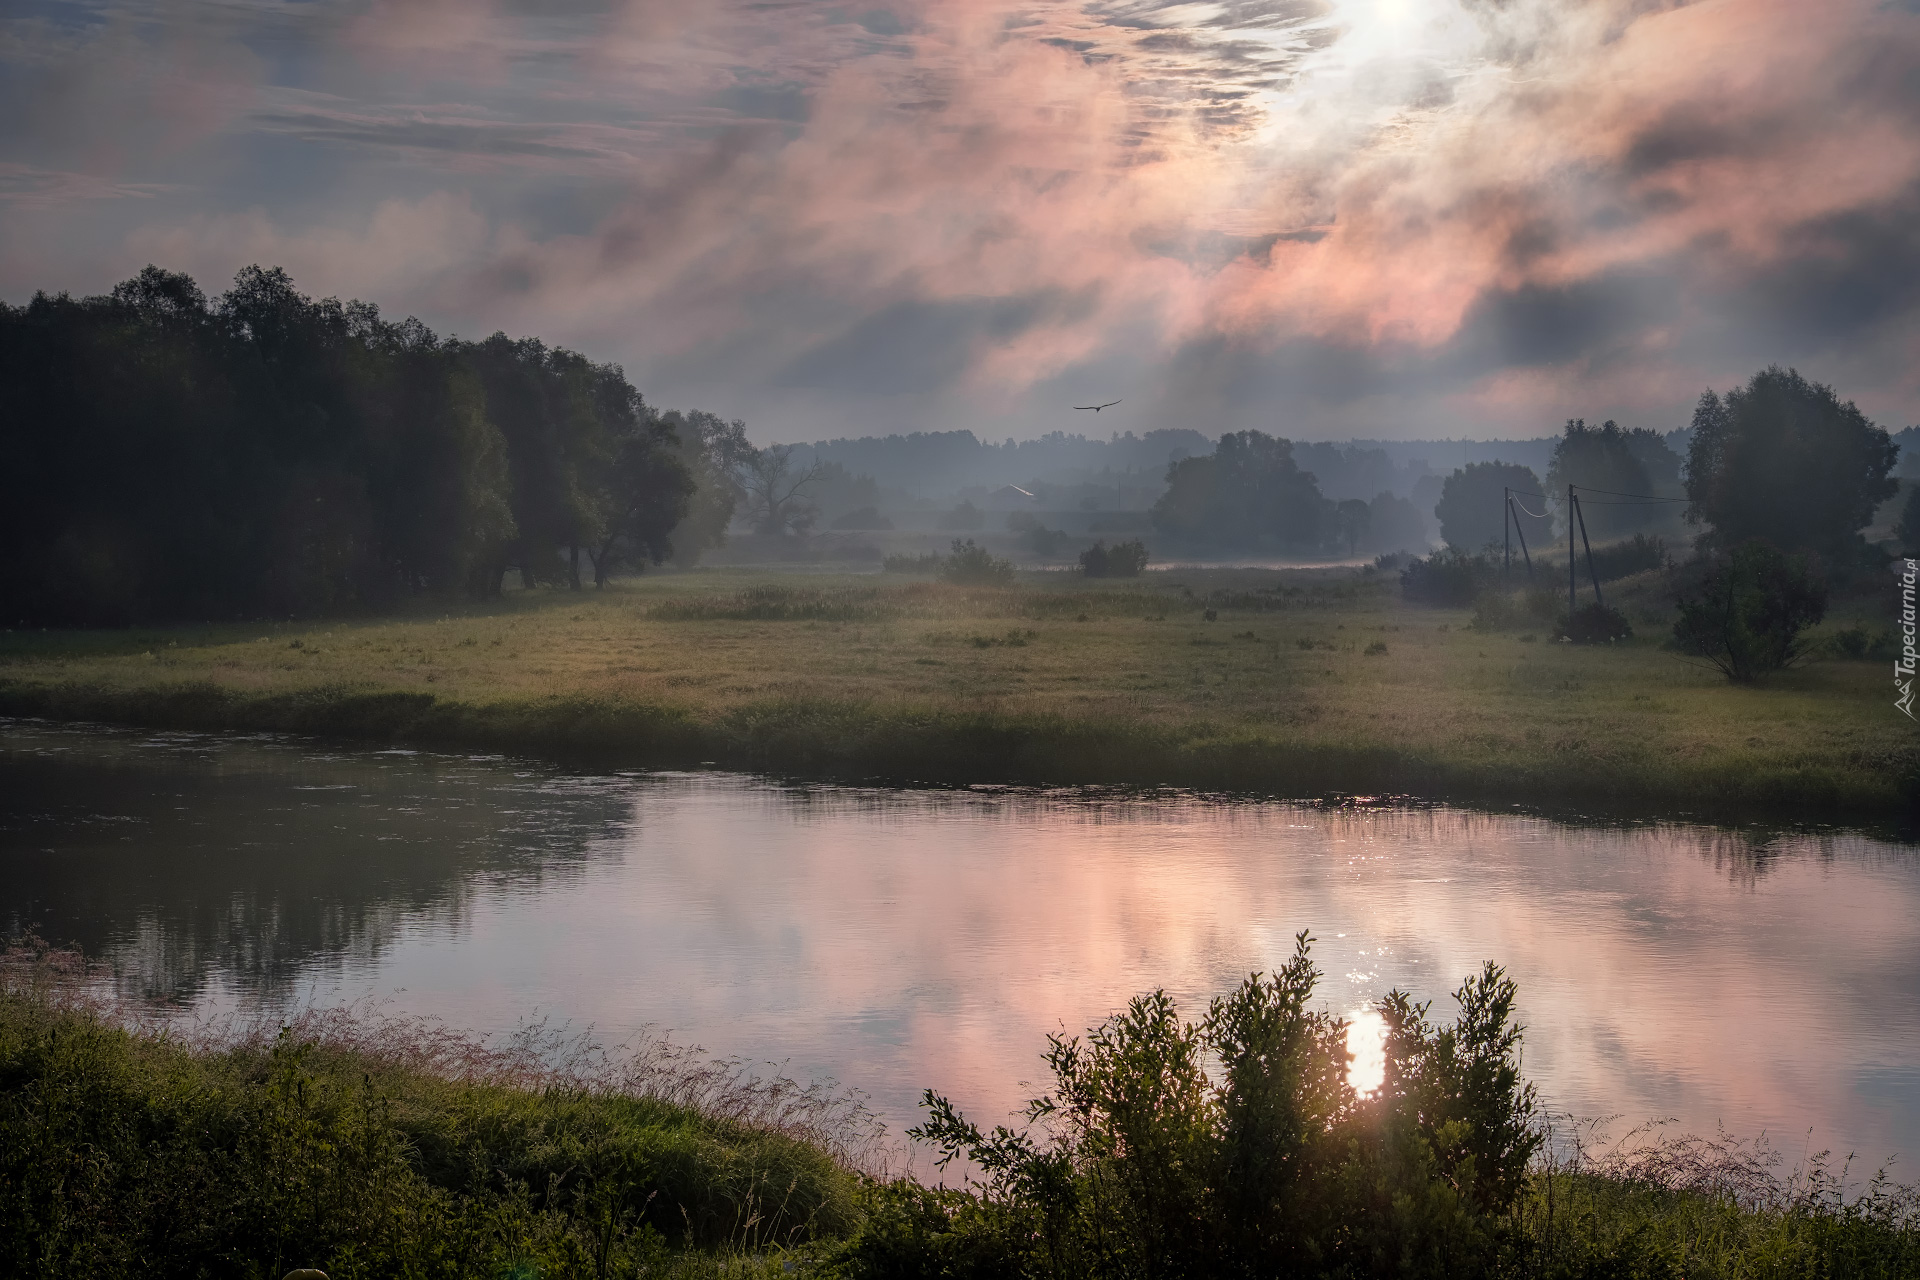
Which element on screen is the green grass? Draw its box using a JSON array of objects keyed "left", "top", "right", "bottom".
[
  {"left": 0, "top": 952, "right": 866, "bottom": 1278},
  {"left": 3, "top": 951, "right": 1913, "bottom": 1279},
  {"left": 0, "top": 565, "right": 1909, "bottom": 821}
]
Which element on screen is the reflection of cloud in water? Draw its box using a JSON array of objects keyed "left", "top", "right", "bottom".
[{"left": 2, "top": 720, "right": 1916, "bottom": 1170}]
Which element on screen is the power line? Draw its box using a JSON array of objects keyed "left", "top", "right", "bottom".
[{"left": 1567, "top": 485, "right": 1688, "bottom": 501}]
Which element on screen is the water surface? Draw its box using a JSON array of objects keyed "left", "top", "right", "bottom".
[{"left": 2, "top": 718, "right": 1914, "bottom": 1165}]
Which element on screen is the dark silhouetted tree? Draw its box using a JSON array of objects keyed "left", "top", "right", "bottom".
[
  {"left": 1434, "top": 461, "right": 1550, "bottom": 552},
  {"left": 1546, "top": 419, "right": 1681, "bottom": 539},
  {"left": 1673, "top": 539, "right": 1829, "bottom": 682},
  {"left": 1685, "top": 367, "right": 1897, "bottom": 564},
  {"left": 1151, "top": 430, "right": 1327, "bottom": 550}
]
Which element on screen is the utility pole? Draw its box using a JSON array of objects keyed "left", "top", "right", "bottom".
[
  {"left": 1575, "top": 490, "right": 1605, "bottom": 611},
  {"left": 1503, "top": 486, "right": 1511, "bottom": 591},
  {"left": 1568, "top": 483, "right": 1576, "bottom": 620}
]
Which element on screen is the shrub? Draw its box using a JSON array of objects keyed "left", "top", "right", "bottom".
[
  {"left": 1079, "top": 539, "right": 1148, "bottom": 578},
  {"left": 881, "top": 551, "right": 942, "bottom": 574},
  {"left": 1673, "top": 539, "right": 1828, "bottom": 682},
  {"left": 940, "top": 539, "right": 1015, "bottom": 586},
  {"left": 1821, "top": 625, "right": 1895, "bottom": 661},
  {"left": 843, "top": 935, "right": 1541, "bottom": 1279},
  {"left": 1583, "top": 533, "right": 1669, "bottom": 582},
  {"left": 1401, "top": 546, "right": 1498, "bottom": 606},
  {"left": 1556, "top": 602, "right": 1634, "bottom": 644}
]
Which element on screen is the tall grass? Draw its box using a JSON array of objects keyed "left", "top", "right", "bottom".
[
  {"left": 0, "top": 945, "right": 870, "bottom": 1278},
  {"left": 2, "top": 944, "right": 1914, "bottom": 1277}
]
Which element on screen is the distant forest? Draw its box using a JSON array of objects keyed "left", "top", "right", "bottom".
[{"left": 5, "top": 265, "right": 1904, "bottom": 625}]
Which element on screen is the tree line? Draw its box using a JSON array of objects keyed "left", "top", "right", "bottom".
[
  {"left": 1150, "top": 367, "right": 1898, "bottom": 567},
  {"left": 1, "top": 265, "right": 748, "bottom": 625}
]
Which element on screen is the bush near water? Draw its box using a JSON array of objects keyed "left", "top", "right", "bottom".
[{"left": 3, "top": 944, "right": 1915, "bottom": 1278}]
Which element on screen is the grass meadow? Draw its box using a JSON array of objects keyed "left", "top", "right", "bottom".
[{"left": 0, "top": 564, "right": 1907, "bottom": 821}]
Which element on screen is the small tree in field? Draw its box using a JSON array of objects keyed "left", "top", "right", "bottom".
[
  {"left": 941, "top": 538, "right": 1015, "bottom": 586},
  {"left": 1079, "top": 539, "right": 1148, "bottom": 578},
  {"left": 1673, "top": 539, "right": 1828, "bottom": 682}
]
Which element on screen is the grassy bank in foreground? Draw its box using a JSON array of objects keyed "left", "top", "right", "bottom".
[
  {"left": 6, "top": 950, "right": 1914, "bottom": 1279},
  {"left": 0, "top": 566, "right": 1908, "bottom": 820}
]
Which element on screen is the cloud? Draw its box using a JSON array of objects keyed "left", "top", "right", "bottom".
[{"left": 2, "top": 0, "right": 1918, "bottom": 439}]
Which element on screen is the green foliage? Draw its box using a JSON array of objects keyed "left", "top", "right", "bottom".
[
  {"left": 1007, "top": 513, "right": 1070, "bottom": 555},
  {"left": 1896, "top": 486, "right": 1920, "bottom": 554},
  {"left": 1686, "top": 367, "right": 1898, "bottom": 563},
  {"left": 1151, "top": 430, "right": 1329, "bottom": 551},
  {"left": 1673, "top": 540, "right": 1829, "bottom": 682},
  {"left": 0, "top": 988, "right": 856, "bottom": 1278},
  {"left": 1582, "top": 534, "right": 1668, "bottom": 583},
  {"left": 1079, "top": 540, "right": 1148, "bottom": 578},
  {"left": 882, "top": 551, "right": 944, "bottom": 575},
  {"left": 856, "top": 936, "right": 1543, "bottom": 1279},
  {"left": 941, "top": 539, "right": 1016, "bottom": 586},
  {"left": 1546, "top": 421, "right": 1684, "bottom": 539},
  {"left": 0, "top": 265, "right": 702, "bottom": 622},
  {"left": 1436, "top": 462, "right": 1551, "bottom": 553},
  {"left": 1556, "top": 603, "right": 1633, "bottom": 644},
  {"left": 661, "top": 410, "right": 754, "bottom": 568},
  {"left": 1401, "top": 546, "right": 1499, "bottom": 606}
]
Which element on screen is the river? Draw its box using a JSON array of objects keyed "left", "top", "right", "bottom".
[{"left": 2, "top": 717, "right": 1914, "bottom": 1168}]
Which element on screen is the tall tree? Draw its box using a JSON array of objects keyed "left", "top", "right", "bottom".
[
  {"left": 1434, "top": 461, "right": 1550, "bottom": 553},
  {"left": 1685, "top": 367, "right": 1897, "bottom": 563},
  {"left": 1151, "top": 430, "right": 1328, "bottom": 550},
  {"left": 1546, "top": 420, "right": 1669, "bottom": 541},
  {"left": 663, "top": 410, "right": 754, "bottom": 565}
]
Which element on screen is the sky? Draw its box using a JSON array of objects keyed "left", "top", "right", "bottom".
[{"left": 4, "top": 0, "right": 1919, "bottom": 444}]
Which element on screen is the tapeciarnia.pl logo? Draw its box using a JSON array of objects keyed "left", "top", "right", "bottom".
[{"left": 1900, "top": 558, "right": 1918, "bottom": 720}]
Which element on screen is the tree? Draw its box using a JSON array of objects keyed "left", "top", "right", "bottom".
[
  {"left": 1079, "top": 539, "right": 1148, "bottom": 578},
  {"left": 1685, "top": 367, "right": 1897, "bottom": 563},
  {"left": 1151, "top": 430, "right": 1327, "bottom": 550},
  {"left": 1434, "top": 461, "right": 1550, "bottom": 552},
  {"left": 1546, "top": 419, "right": 1680, "bottom": 540},
  {"left": 1334, "top": 498, "right": 1370, "bottom": 556},
  {"left": 1673, "top": 539, "right": 1829, "bottom": 682},
  {"left": 1897, "top": 485, "right": 1920, "bottom": 555},
  {"left": 741, "top": 443, "right": 822, "bottom": 536},
  {"left": 0, "top": 262, "right": 712, "bottom": 621},
  {"left": 662, "top": 410, "right": 753, "bottom": 566},
  {"left": 1365, "top": 491, "right": 1430, "bottom": 554},
  {"left": 586, "top": 409, "right": 695, "bottom": 586}
]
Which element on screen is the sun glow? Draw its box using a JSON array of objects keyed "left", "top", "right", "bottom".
[{"left": 1347, "top": 1006, "right": 1388, "bottom": 1096}]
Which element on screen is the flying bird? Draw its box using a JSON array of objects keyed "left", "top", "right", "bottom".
[{"left": 1074, "top": 399, "right": 1122, "bottom": 412}]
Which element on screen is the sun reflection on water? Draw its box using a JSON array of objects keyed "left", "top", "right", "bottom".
[{"left": 1347, "top": 1006, "right": 1387, "bottom": 1097}]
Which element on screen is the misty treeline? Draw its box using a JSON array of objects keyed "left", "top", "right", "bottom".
[
  {"left": 0, "top": 265, "right": 757, "bottom": 625},
  {"left": 1164, "top": 368, "right": 1899, "bottom": 568}
]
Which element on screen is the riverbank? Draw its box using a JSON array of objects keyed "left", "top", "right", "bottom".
[
  {"left": 5, "top": 950, "right": 1914, "bottom": 1279},
  {"left": 0, "top": 567, "right": 1908, "bottom": 822}
]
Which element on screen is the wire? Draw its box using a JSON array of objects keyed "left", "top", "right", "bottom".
[
  {"left": 1574, "top": 498, "right": 1687, "bottom": 506},
  {"left": 1509, "top": 496, "right": 1550, "bottom": 519},
  {"left": 1568, "top": 485, "right": 1689, "bottom": 501}
]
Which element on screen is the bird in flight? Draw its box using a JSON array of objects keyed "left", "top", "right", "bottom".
[{"left": 1074, "top": 399, "right": 1122, "bottom": 412}]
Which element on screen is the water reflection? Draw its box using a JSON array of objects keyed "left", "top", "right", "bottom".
[{"left": 1, "top": 718, "right": 1915, "bottom": 1167}]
